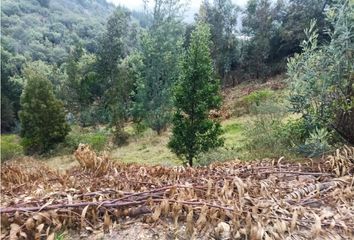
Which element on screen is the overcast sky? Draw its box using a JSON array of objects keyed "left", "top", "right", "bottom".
[{"left": 107, "top": 0, "right": 249, "bottom": 22}]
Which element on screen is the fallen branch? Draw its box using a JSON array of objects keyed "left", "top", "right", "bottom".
[{"left": 262, "top": 171, "right": 334, "bottom": 177}]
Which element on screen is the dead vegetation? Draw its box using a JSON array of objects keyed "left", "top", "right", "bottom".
[{"left": 1, "top": 145, "right": 354, "bottom": 239}]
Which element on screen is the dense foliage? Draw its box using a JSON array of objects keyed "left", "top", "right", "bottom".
[
  {"left": 1, "top": 0, "right": 113, "bottom": 132},
  {"left": 1, "top": 0, "right": 349, "bottom": 159},
  {"left": 132, "top": 0, "right": 184, "bottom": 134},
  {"left": 288, "top": 0, "right": 354, "bottom": 153},
  {"left": 19, "top": 61, "right": 70, "bottom": 153},
  {"left": 168, "top": 23, "right": 223, "bottom": 166},
  {"left": 197, "top": 0, "right": 240, "bottom": 83},
  {"left": 1, "top": 0, "right": 113, "bottom": 65}
]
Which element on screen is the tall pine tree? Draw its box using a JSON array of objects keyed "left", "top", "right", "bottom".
[{"left": 168, "top": 23, "right": 224, "bottom": 166}]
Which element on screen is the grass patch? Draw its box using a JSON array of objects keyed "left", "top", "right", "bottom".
[
  {"left": 196, "top": 148, "right": 239, "bottom": 166},
  {"left": 1, "top": 134, "right": 23, "bottom": 162},
  {"left": 196, "top": 117, "right": 249, "bottom": 166},
  {"left": 64, "top": 127, "right": 109, "bottom": 152},
  {"left": 223, "top": 122, "right": 243, "bottom": 134},
  {"left": 109, "top": 129, "right": 181, "bottom": 166},
  {"left": 46, "top": 126, "right": 110, "bottom": 157},
  {"left": 222, "top": 117, "right": 249, "bottom": 149}
]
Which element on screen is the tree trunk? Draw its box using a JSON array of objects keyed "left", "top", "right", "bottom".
[
  {"left": 188, "top": 155, "right": 193, "bottom": 167},
  {"left": 335, "top": 108, "right": 354, "bottom": 144}
]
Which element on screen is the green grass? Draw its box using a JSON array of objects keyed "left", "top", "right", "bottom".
[
  {"left": 46, "top": 125, "right": 110, "bottom": 156},
  {"left": 54, "top": 231, "right": 67, "bottom": 240},
  {"left": 1, "top": 134, "right": 23, "bottom": 162},
  {"left": 110, "top": 118, "right": 250, "bottom": 167},
  {"left": 109, "top": 129, "right": 181, "bottom": 166},
  {"left": 222, "top": 117, "right": 249, "bottom": 149},
  {"left": 195, "top": 117, "right": 249, "bottom": 166}
]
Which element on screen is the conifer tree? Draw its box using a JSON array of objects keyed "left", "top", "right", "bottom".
[
  {"left": 132, "top": 0, "right": 184, "bottom": 134},
  {"left": 168, "top": 23, "right": 224, "bottom": 166},
  {"left": 19, "top": 61, "right": 69, "bottom": 153}
]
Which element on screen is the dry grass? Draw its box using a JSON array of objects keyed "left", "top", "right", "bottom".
[
  {"left": 44, "top": 155, "right": 77, "bottom": 171},
  {"left": 1, "top": 145, "right": 353, "bottom": 239}
]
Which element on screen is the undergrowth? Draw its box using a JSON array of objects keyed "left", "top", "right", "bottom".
[
  {"left": 0, "top": 134, "right": 23, "bottom": 162},
  {"left": 49, "top": 126, "right": 110, "bottom": 156}
]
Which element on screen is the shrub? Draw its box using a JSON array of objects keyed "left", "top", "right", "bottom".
[
  {"left": 112, "top": 129, "right": 129, "bottom": 146},
  {"left": 297, "top": 128, "right": 331, "bottom": 157},
  {"left": 280, "top": 118, "right": 308, "bottom": 147},
  {"left": 233, "top": 89, "right": 276, "bottom": 116},
  {"left": 132, "top": 122, "right": 148, "bottom": 136},
  {"left": 242, "top": 97, "right": 303, "bottom": 159},
  {"left": 287, "top": 1, "right": 354, "bottom": 144},
  {"left": 244, "top": 89, "right": 274, "bottom": 107},
  {"left": 1, "top": 135, "right": 23, "bottom": 162},
  {"left": 64, "top": 130, "right": 109, "bottom": 152},
  {"left": 244, "top": 116, "right": 286, "bottom": 158},
  {"left": 19, "top": 61, "right": 70, "bottom": 154}
]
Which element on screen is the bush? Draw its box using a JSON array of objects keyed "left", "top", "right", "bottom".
[
  {"left": 233, "top": 89, "right": 276, "bottom": 117},
  {"left": 112, "top": 129, "right": 129, "bottom": 146},
  {"left": 244, "top": 116, "right": 287, "bottom": 158},
  {"left": 19, "top": 61, "right": 70, "bottom": 154},
  {"left": 1, "top": 135, "right": 23, "bottom": 162},
  {"left": 287, "top": 2, "right": 354, "bottom": 144},
  {"left": 280, "top": 118, "right": 308, "bottom": 147},
  {"left": 244, "top": 89, "right": 274, "bottom": 107},
  {"left": 64, "top": 129, "right": 109, "bottom": 152},
  {"left": 132, "top": 122, "right": 148, "bottom": 136},
  {"left": 296, "top": 128, "right": 332, "bottom": 157},
  {"left": 242, "top": 97, "right": 304, "bottom": 159}
]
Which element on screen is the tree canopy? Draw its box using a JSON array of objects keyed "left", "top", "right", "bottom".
[{"left": 168, "top": 23, "right": 224, "bottom": 166}]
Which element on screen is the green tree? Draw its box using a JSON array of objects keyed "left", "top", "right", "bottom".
[
  {"left": 64, "top": 44, "right": 97, "bottom": 113},
  {"left": 96, "top": 7, "right": 130, "bottom": 98},
  {"left": 168, "top": 23, "right": 224, "bottom": 166},
  {"left": 279, "top": 0, "right": 330, "bottom": 58},
  {"left": 241, "top": 0, "right": 275, "bottom": 79},
  {"left": 287, "top": 0, "right": 354, "bottom": 150},
  {"left": 108, "top": 53, "right": 143, "bottom": 145},
  {"left": 19, "top": 61, "right": 70, "bottom": 153},
  {"left": 197, "top": 0, "right": 240, "bottom": 84},
  {"left": 132, "top": 0, "right": 184, "bottom": 134},
  {"left": 1, "top": 48, "right": 23, "bottom": 132}
]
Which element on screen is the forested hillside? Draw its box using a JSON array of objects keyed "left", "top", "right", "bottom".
[
  {"left": 1, "top": 0, "right": 115, "bottom": 133},
  {"left": 1, "top": 0, "right": 353, "bottom": 239},
  {"left": 1, "top": 0, "right": 114, "bottom": 65},
  {"left": 2, "top": 0, "right": 353, "bottom": 161}
]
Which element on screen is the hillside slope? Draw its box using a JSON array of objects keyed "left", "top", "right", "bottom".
[{"left": 1, "top": 0, "right": 114, "bottom": 66}]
